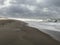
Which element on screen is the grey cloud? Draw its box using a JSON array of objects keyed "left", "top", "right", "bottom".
[
  {"left": 48, "top": 0, "right": 60, "bottom": 7},
  {"left": 0, "top": 0, "right": 60, "bottom": 19},
  {"left": 0, "top": 0, "right": 5, "bottom": 5}
]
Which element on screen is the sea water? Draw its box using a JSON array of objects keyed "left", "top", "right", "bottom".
[
  {"left": 27, "top": 21, "right": 60, "bottom": 42},
  {"left": 7, "top": 17, "right": 60, "bottom": 41}
]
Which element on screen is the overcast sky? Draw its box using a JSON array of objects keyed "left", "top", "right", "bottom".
[{"left": 0, "top": 0, "right": 60, "bottom": 19}]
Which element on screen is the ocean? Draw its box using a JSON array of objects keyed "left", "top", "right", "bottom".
[
  {"left": 3, "top": 17, "right": 60, "bottom": 42},
  {"left": 26, "top": 21, "right": 60, "bottom": 42}
]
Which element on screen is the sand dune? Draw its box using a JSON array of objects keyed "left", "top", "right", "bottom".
[{"left": 0, "top": 19, "right": 60, "bottom": 45}]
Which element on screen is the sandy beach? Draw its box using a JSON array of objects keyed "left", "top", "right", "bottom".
[{"left": 0, "top": 19, "right": 60, "bottom": 45}]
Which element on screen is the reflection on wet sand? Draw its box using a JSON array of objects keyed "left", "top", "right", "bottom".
[
  {"left": 0, "top": 19, "right": 60, "bottom": 45},
  {"left": 41, "top": 29, "right": 60, "bottom": 42},
  {"left": 26, "top": 21, "right": 60, "bottom": 42}
]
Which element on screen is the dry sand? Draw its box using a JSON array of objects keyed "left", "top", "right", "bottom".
[{"left": 0, "top": 19, "right": 60, "bottom": 45}]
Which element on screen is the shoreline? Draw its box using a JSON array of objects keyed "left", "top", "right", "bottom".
[{"left": 0, "top": 18, "right": 60, "bottom": 45}]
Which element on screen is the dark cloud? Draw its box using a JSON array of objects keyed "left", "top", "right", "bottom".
[
  {"left": 0, "top": 0, "right": 60, "bottom": 19},
  {"left": 48, "top": 0, "right": 60, "bottom": 7}
]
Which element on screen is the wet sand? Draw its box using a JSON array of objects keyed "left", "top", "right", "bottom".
[
  {"left": 40, "top": 29, "right": 60, "bottom": 42},
  {"left": 0, "top": 19, "right": 60, "bottom": 45}
]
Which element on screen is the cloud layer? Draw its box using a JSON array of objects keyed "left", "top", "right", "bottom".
[{"left": 0, "top": 0, "right": 60, "bottom": 19}]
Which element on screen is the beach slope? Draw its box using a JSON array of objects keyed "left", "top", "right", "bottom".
[{"left": 0, "top": 19, "right": 60, "bottom": 45}]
